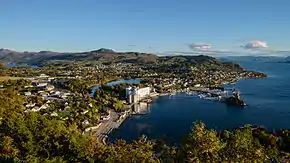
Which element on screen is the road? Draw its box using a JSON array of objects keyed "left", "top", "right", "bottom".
[{"left": 92, "top": 109, "right": 120, "bottom": 143}]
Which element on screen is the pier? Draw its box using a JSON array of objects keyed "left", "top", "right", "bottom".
[
  {"left": 188, "top": 87, "right": 246, "bottom": 106},
  {"left": 189, "top": 87, "right": 229, "bottom": 98}
]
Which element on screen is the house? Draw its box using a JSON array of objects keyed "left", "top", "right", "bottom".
[
  {"left": 25, "top": 103, "right": 36, "bottom": 108},
  {"left": 24, "top": 91, "right": 32, "bottom": 96},
  {"left": 100, "top": 111, "right": 110, "bottom": 120},
  {"left": 194, "top": 84, "right": 201, "bottom": 87},
  {"left": 35, "top": 82, "right": 48, "bottom": 87},
  {"left": 46, "top": 85, "right": 55, "bottom": 91},
  {"left": 81, "top": 110, "right": 89, "bottom": 115},
  {"left": 83, "top": 120, "right": 90, "bottom": 126},
  {"left": 31, "top": 107, "right": 41, "bottom": 112},
  {"left": 24, "top": 85, "right": 33, "bottom": 88},
  {"left": 39, "top": 104, "right": 49, "bottom": 110},
  {"left": 51, "top": 112, "right": 58, "bottom": 117},
  {"left": 39, "top": 74, "right": 49, "bottom": 78},
  {"left": 64, "top": 106, "right": 70, "bottom": 110}
]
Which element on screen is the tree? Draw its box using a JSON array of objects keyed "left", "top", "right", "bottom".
[
  {"left": 222, "top": 125, "right": 268, "bottom": 162},
  {"left": 0, "top": 136, "right": 20, "bottom": 159},
  {"left": 182, "top": 122, "right": 222, "bottom": 162}
]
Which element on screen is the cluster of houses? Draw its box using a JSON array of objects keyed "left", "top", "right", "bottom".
[
  {"left": 24, "top": 74, "right": 74, "bottom": 100},
  {"left": 23, "top": 74, "right": 75, "bottom": 113}
]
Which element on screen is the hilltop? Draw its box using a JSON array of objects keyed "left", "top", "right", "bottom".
[{"left": 0, "top": 48, "right": 159, "bottom": 65}]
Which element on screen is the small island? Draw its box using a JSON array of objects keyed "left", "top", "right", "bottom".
[{"left": 226, "top": 96, "right": 246, "bottom": 107}]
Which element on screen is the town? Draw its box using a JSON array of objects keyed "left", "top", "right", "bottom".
[
  {"left": 2, "top": 1, "right": 290, "bottom": 161},
  {"left": 0, "top": 55, "right": 267, "bottom": 144}
]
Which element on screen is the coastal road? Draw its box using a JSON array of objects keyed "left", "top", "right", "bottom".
[{"left": 92, "top": 109, "right": 119, "bottom": 143}]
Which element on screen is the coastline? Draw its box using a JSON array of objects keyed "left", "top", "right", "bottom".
[{"left": 88, "top": 75, "right": 267, "bottom": 144}]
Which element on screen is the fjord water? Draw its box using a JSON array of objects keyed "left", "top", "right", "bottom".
[{"left": 110, "top": 60, "right": 290, "bottom": 144}]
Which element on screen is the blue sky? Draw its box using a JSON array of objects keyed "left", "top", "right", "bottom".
[{"left": 1, "top": 0, "right": 290, "bottom": 55}]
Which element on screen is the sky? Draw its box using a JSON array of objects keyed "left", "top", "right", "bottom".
[{"left": 1, "top": 0, "right": 290, "bottom": 56}]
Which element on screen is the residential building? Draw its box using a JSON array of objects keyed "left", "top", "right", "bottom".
[{"left": 46, "top": 85, "right": 55, "bottom": 91}]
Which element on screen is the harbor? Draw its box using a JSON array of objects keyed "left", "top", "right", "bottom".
[
  {"left": 87, "top": 78, "right": 247, "bottom": 144},
  {"left": 167, "top": 86, "right": 246, "bottom": 106},
  {"left": 89, "top": 86, "right": 246, "bottom": 144}
]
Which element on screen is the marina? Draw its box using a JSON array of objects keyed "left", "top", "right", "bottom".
[{"left": 185, "top": 87, "right": 246, "bottom": 106}]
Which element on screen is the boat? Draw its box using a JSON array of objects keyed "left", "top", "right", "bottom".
[
  {"left": 203, "top": 97, "right": 219, "bottom": 101},
  {"left": 186, "top": 91, "right": 193, "bottom": 95},
  {"left": 198, "top": 94, "right": 206, "bottom": 98}
]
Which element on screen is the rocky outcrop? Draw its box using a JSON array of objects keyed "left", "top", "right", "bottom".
[{"left": 226, "top": 96, "right": 246, "bottom": 107}]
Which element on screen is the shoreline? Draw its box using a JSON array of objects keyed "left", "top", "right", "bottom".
[
  {"left": 88, "top": 75, "right": 267, "bottom": 144},
  {"left": 88, "top": 109, "right": 129, "bottom": 144}
]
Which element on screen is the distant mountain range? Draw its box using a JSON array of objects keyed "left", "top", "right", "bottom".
[
  {"left": 0, "top": 48, "right": 159, "bottom": 65},
  {"left": 2, "top": 48, "right": 282, "bottom": 71},
  {"left": 0, "top": 48, "right": 64, "bottom": 64},
  {"left": 1, "top": 48, "right": 232, "bottom": 66},
  {"left": 219, "top": 56, "right": 290, "bottom": 63}
]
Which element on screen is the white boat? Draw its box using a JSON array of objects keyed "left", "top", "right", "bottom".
[
  {"left": 186, "top": 91, "right": 193, "bottom": 95},
  {"left": 204, "top": 97, "right": 219, "bottom": 101},
  {"left": 198, "top": 94, "right": 206, "bottom": 98}
]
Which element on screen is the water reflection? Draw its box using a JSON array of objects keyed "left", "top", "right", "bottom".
[
  {"left": 133, "top": 102, "right": 151, "bottom": 115},
  {"left": 134, "top": 123, "right": 152, "bottom": 133}
]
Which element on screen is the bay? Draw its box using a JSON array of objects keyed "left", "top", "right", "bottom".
[{"left": 109, "top": 60, "right": 290, "bottom": 144}]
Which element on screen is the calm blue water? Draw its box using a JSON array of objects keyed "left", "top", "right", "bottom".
[
  {"left": 110, "top": 61, "right": 290, "bottom": 143},
  {"left": 5, "top": 62, "right": 17, "bottom": 67},
  {"left": 5, "top": 62, "right": 41, "bottom": 68}
]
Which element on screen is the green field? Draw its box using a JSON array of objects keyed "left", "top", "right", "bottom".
[{"left": 0, "top": 76, "right": 24, "bottom": 81}]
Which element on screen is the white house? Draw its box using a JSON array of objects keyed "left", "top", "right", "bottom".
[
  {"left": 24, "top": 91, "right": 32, "bottom": 96},
  {"left": 39, "top": 74, "right": 49, "bottom": 78},
  {"left": 46, "top": 85, "right": 55, "bottom": 91}
]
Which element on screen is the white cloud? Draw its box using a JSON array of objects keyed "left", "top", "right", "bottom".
[
  {"left": 188, "top": 43, "right": 212, "bottom": 51},
  {"left": 160, "top": 41, "right": 290, "bottom": 57},
  {"left": 241, "top": 41, "right": 268, "bottom": 49},
  {"left": 185, "top": 43, "right": 234, "bottom": 56}
]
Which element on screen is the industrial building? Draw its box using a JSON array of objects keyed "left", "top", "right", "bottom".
[{"left": 126, "top": 87, "right": 150, "bottom": 104}]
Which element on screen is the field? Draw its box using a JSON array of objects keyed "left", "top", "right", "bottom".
[{"left": 0, "top": 76, "right": 24, "bottom": 81}]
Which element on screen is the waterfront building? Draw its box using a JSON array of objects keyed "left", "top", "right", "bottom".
[{"left": 126, "top": 87, "right": 150, "bottom": 103}]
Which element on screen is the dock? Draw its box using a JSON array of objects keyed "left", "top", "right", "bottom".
[
  {"left": 188, "top": 87, "right": 246, "bottom": 106},
  {"left": 190, "top": 87, "right": 229, "bottom": 98}
]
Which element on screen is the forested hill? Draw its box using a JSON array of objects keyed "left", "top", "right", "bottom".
[
  {"left": 159, "top": 55, "right": 245, "bottom": 71},
  {"left": 0, "top": 48, "right": 158, "bottom": 65},
  {"left": 0, "top": 48, "right": 244, "bottom": 70}
]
